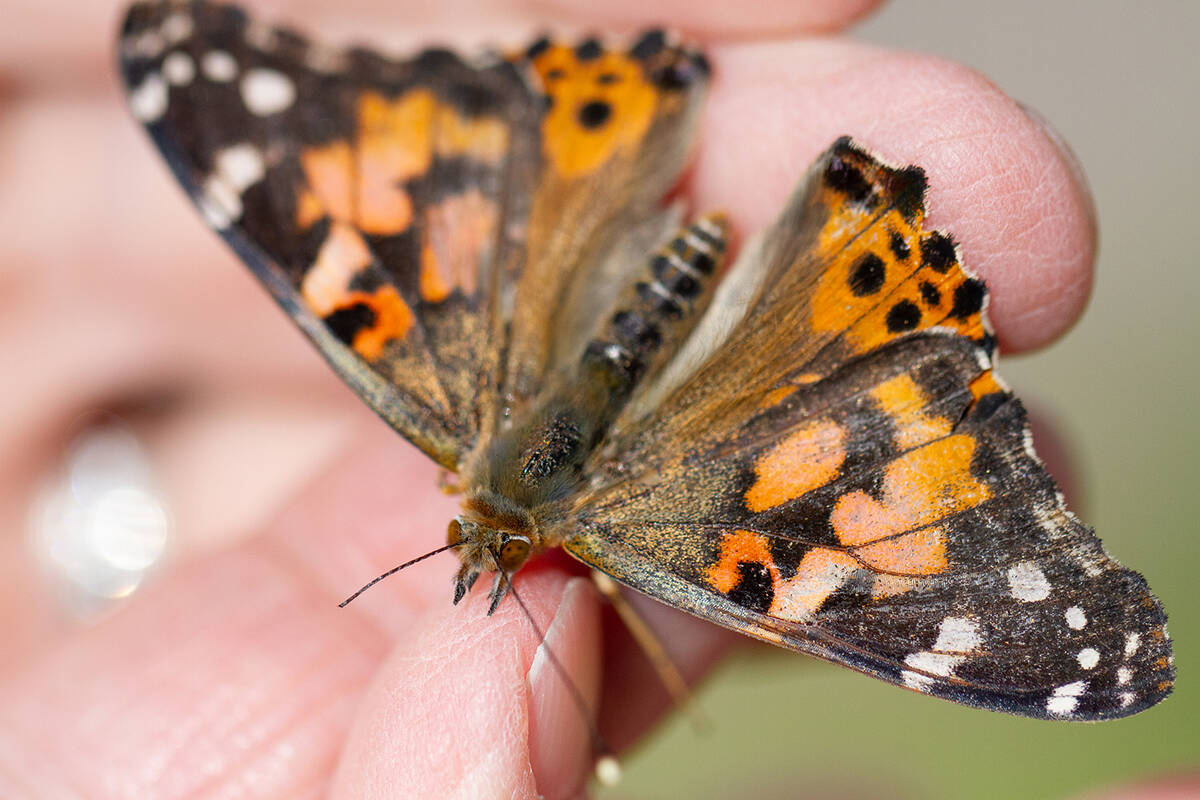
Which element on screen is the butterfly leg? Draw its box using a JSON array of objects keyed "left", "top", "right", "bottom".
[
  {"left": 591, "top": 571, "right": 709, "bottom": 732},
  {"left": 437, "top": 469, "right": 462, "bottom": 495}
]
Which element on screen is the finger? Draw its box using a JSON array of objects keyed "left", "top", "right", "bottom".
[
  {"left": 274, "top": 437, "right": 742, "bottom": 757},
  {"left": 330, "top": 571, "right": 603, "bottom": 800},
  {"left": 510, "top": 0, "right": 884, "bottom": 38},
  {"left": 691, "top": 39, "right": 1098, "bottom": 353},
  {"left": 0, "top": 436, "right": 447, "bottom": 799},
  {"left": 4, "top": 0, "right": 881, "bottom": 86}
]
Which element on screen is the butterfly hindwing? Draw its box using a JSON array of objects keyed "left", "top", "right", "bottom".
[{"left": 564, "top": 140, "right": 1173, "bottom": 719}]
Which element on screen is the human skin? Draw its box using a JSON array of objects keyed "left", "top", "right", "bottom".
[{"left": 0, "top": 0, "right": 1109, "bottom": 797}]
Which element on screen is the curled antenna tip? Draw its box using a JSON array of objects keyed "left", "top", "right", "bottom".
[{"left": 595, "top": 754, "right": 622, "bottom": 786}]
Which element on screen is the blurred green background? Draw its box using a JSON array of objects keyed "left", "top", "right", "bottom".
[{"left": 608, "top": 2, "right": 1200, "bottom": 798}]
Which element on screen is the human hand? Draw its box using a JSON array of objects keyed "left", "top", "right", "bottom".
[{"left": 0, "top": 0, "right": 1104, "bottom": 797}]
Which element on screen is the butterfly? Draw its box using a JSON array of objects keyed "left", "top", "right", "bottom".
[{"left": 118, "top": 0, "right": 1173, "bottom": 721}]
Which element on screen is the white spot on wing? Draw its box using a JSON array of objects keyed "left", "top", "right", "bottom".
[
  {"left": 1124, "top": 632, "right": 1141, "bottom": 657},
  {"left": 904, "top": 651, "right": 961, "bottom": 677},
  {"left": 199, "top": 178, "right": 240, "bottom": 230},
  {"left": 214, "top": 144, "right": 265, "bottom": 192},
  {"left": 1045, "top": 680, "right": 1088, "bottom": 716},
  {"left": 902, "top": 670, "right": 933, "bottom": 691},
  {"left": 161, "top": 11, "right": 194, "bottom": 44},
  {"left": 1065, "top": 606, "right": 1087, "bottom": 630},
  {"left": 1116, "top": 666, "right": 1132, "bottom": 686},
  {"left": 240, "top": 68, "right": 296, "bottom": 116},
  {"left": 129, "top": 30, "right": 165, "bottom": 59},
  {"left": 1007, "top": 562, "right": 1051, "bottom": 602},
  {"left": 201, "top": 50, "right": 238, "bottom": 82},
  {"left": 1077, "top": 647, "right": 1100, "bottom": 670},
  {"left": 197, "top": 142, "right": 267, "bottom": 230},
  {"left": 933, "top": 617, "right": 982, "bottom": 654},
  {"left": 1119, "top": 691, "right": 1134, "bottom": 707},
  {"left": 128, "top": 72, "right": 168, "bottom": 122},
  {"left": 162, "top": 52, "right": 195, "bottom": 86},
  {"left": 1045, "top": 695, "right": 1077, "bottom": 715}
]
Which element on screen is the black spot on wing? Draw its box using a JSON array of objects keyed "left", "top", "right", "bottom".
[
  {"left": 574, "top": 37, "right": 603, "bottom": 61},
  {"left": 824, "top": 153, "right": 873, "bottom": 205},
  {"left": 577, "top": 99, "right": 612, "bottom": 129},
  {"left": 727, "top": 561, "right": 774, "bottom": 613},
  {"left": 524, "top": 36, "right": 551, "bottom": 60},
  {"left": 848, "top": 253, "right": 886, "bottom": 296},
  {"left": 629, "top": 29, "right": 666, "bottom": 60},
  {"left": 951, "top": 278, "right": 986, "bottom": 319},
  {"left": 886, "top": 300, "right": 922, "bottom": 333},
  {"left": 921, "top": 232, "right": 957, "bottom": 273},
  {"left": 324, "top": 303, "right": 375, "bottom": 345},
  {"left": 919, "top": 280, "right": 942, "bottom": 307},
  {"left": 890, "top": 166, "right": 928, "bottom": 221}
]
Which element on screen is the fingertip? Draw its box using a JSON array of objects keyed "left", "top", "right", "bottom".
[
  {"left": 694, "top": 40, "right": 1098, "bottom": 354},
  {"left": 330, "top": 570, "right": 602, "bottom": 800},
  {"left": 523, "top": 0, "right": 886, "bottom": 38}
]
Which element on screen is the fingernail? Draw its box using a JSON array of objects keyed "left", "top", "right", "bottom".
[{"left": 526, "top": 576, "right": 602, "bottom": 800}]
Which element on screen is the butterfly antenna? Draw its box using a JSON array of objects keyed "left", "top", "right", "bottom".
[
  {"left": 338, "top": 542, "right": 461, "bottom": 607},
  {"left": 502, "top": 568, "right": 622, "bottom": 787}
]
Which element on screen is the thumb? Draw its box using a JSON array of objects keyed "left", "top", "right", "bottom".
[{"left": 330, "top": 570, "right": 603, "bottom": 800}]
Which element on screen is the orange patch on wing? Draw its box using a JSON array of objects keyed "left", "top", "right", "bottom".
[
  {"left": 530, "top": 45, "right": 659, "bottom": 178},
  {"left": 705, "top": 530, "right": 776, "bottom": 594},
  {"left": 419, "top": 242, "right": 451, "bottom": 303},
  {"left": 296, "top": 91, "right": 509, "bottom": 236},
  {"left": 856, "top": 527, "right": 947, "bottom": 575},
  {"left": 430, "top": 104, "right": 509, "bottom": 164},
  {"left": 341, "top": 286, "right": 414, "bottom": 361},
  {"left": 417, "top": 188, "right": 495, "bottom": 303},
  {"left": 969, "top": 370, "right": 1004, "bottom": 402},
  {"left": 299, "top": 140, "right": 355, "bottom": 226},
  {"left": 871, "top": 374, "right": 953, "bottom": 450},
  {"left": 769, "top": 548, "right": 859, "bottom": 622},
  {"left": 745, "top": 418, "right": 846, "bottom": 513},
  {"left": 301, "top": 222, "right": 373, "bottom": 316},
  {"left": 831, "top": 434, "right": 988, "bottom": 575},
  {"left": 808, "top": 165, "right": 987, "bottom": 355},
  {"left": 871, "top": 574, "right": 919, "bottom": 599},
  {"left": 760, "top": 385, "right": 797, "bottom": 409},
  {"left": 295, "top": 188, "right": 325, "bottom": 230}
]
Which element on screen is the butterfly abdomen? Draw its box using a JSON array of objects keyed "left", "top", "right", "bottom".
[{"left": 582, "top": 213, "right": 729, "bottom": 398}]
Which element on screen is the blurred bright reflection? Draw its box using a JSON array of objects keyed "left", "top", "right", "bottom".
[{"left": 29, "top": 422, "right": 172, "bottom": 619}]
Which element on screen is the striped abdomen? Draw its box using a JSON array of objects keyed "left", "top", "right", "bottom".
[{"left": 582, "top": 212, "right": 730, "bottom": 400}]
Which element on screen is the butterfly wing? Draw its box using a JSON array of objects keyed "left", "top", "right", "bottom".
[
  {"left": 564, "top": 139, "right": 1173, "bottom": 719},
  {"left": 118, "top": 3, "right": 707, "bottom": 466}
]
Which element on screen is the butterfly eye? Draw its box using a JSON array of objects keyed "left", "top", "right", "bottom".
[
  {"left": 498, "top": 535, "right": 531, "bottom": 571},
  {"left": 447, "top": 519, "right": 463, "bottom": 546}
]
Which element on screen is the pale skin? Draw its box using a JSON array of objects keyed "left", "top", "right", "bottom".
[{"left": 7, "top": 0, "right": 1177, "bottom": 797}]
